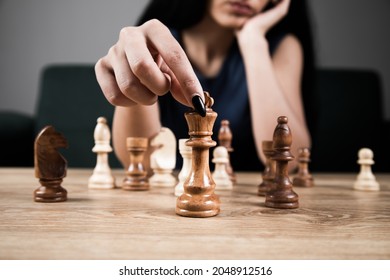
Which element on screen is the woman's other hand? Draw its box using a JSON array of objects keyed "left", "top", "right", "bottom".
[{"left": 236, "top": 0, "right": 290, "bottom": 41}]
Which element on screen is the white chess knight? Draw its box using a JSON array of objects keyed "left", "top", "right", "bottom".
[
  {"left": 175, "top": 138, "right": 192, "bottom": 196},
  {"left": 149, "top": 127, "right": 177, "bottom": 187},
  {"left": 212, "top": 146, "right": 233, "bottom": 190},
  {"left": 353, "top": 148, "right": 380, "bottom": 191},
  {"left": 88, "top": 117, "right": 115, "bottom": 189}
]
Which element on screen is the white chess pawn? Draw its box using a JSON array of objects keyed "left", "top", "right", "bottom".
[
  {"left": 353, "top": 148, "right": 380, "bottom": 191},
  {"left": 149, "top": 127, "right": 177, "bottom": 188},
  {"left": 212, "top": 146, "right": 233, "bottom": 190},
  {"left": 174, "top": 139, "right": 192, "bottom": 196},
  {"left": 88, "top": 117, "right": 115, "bottom": 189}
]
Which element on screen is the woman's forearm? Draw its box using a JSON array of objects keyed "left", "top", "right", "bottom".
[
  {"left": 239, "top": 35, "right": 311, "bottom": 169},
  {"left": 112, "top": 103, "right": 161, "bottom": 169}
]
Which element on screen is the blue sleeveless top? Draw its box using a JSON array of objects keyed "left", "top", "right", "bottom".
[{"left": 158, "top": 29, "right": 285, "bottom": 171}]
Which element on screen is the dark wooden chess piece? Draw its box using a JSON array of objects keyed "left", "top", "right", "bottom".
[
  {"left": 176, "top": 92, "right": 220, "bottom": 218},
  {"left": 258, "top": 140, "right": 276, "bottom": 196},
  {"left": 122, "top": 137, "right": 149, "bottom": 191},
  {"left": 34, "top": 126, "right": 68, "bottom": 202},
  {"left": 293, "top": 147, "right": 314, "bottom": 187},
  {"left": 265, "top": 116, "right": 299, "bottom": 209},
  {"left": 218, "top": 119, "right": 236, "bottom": 183}
]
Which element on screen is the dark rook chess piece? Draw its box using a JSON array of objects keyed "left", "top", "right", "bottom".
[
  {"left": 265, "top": 116, "right": 299, "bottom": 209},
  {"left": 293, "top": 147, "right": 314, "bottom": 188},
  {"left": 122, "top": 137, "right": 149, "bottom": 191}
]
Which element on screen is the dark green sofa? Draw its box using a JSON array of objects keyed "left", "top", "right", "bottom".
[{"left": 0, "top": 64, "right": 388, "bottom": 172}]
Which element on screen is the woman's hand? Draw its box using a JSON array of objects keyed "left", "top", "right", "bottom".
[
  {"left": 235, "top": 0, "right": 290, "bottom": 42},
  {"left": 95, "top": 19, "right": 204, "bottom": 108}
]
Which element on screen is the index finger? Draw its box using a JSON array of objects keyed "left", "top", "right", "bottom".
[{"left": 140, "top": 20, "right": 205, "bottom": 110}]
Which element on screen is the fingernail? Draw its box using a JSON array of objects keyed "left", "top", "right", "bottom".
[{"left": 192, "top": 95, "right": 206, "bottom": 117}]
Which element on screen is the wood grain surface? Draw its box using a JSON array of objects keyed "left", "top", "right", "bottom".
[{"left": 0, "top": 168, "right": 389, "bottom": 260}]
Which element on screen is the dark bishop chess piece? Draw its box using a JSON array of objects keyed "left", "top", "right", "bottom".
[
  {"left": 122, "top": 137, "right": 149, "bottom": 191},
  {"left": 293, "top": 147, "right": 314, "bottom": 187},
  {"left": 176, "top": 92, "right": 220, "bottom": 218},
  {"left": 265, "top": 116, "right": 299, "bottom": 209},
  {"left": 34, "top": 126, "right": 68, "bottom": 202},
  {"left": 218, "top": 119, "right": 236, "bottom": 183},
  {"left": 258, "top": 140, "right": 276, "bottom": 196}
]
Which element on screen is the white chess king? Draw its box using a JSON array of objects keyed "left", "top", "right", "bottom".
[
  {"left": 88, "top": 117, "right": 115, "bottom": 189},
  {"left": 353, "top": 148, "right": 380, "bottom": 191}
]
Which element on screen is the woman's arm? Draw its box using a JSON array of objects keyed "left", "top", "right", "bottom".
[
  {"left": 240, "top": 34, "right": 311, "bottom": 167},
  {"left": 112, "top": 104, "right": 161, "bottom": 170},
  {"left": 236, "top": 0, "right": 311, "bottom": 169}
]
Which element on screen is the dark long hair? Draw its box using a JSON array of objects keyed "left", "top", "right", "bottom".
[
  {"left": 137, "top": 0, "right": 316, "bottom": 129},
  {"left": 137, "top": 0, "right": 208, "bottom": 29}
]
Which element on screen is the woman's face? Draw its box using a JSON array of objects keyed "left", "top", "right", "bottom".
[{"left": 208, "top": 0, "right": 272, "bottom": 28}]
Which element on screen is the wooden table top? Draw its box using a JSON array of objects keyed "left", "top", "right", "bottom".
[{"left": 0, "top": 168, "right": 389, "bottom": 260}]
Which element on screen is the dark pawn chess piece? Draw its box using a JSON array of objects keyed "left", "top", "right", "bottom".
[
  {"left": 258, "top": 140, "right": 276, "bottom": 196},
  {"left": 218, "top": 119, "right": 236, "bottom": 183},
  {"left": 34, "top": 126, "right": 68, "bottom": 202},
  {"left": 265, "top": 116, "right": 299, "bottom": 209},
  {"left": 293, "top": 147, "right": 314, "bottom": 187},
  {"left": 122, "top": 137, "right": 149, "bottom": 191},
  {"left": 176, "top": 92, "right": 220, "bottom": 218}
]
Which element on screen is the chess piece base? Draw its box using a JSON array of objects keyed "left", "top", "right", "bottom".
[
  {"left": 149, "top": 173, "right": 177, "bottom": 188},
  {"left": 88, "top": 175, "right": 115, "bottom": 189},
  {"left": 293, "top": 177, "right": 314, "bottom": 188},
  {"left": 176, "top": 208, "right": 220, "bottom": 218},
  {"left": 122, "top": 178, "right": 149, "bottom": 191},
  {"left": 265, "top": 189, "right": 299, "bottom": 209},
  {"left": 257, "top": 181, "right": 275, "bottom": 196},
  {"left": 34, "top": 185, "right": 67, "bottom": 202},
  {"left": 264, "top": 200, "right": 299, "bottom": 209},
  {"left": 176, "top": 194, "right": 220, "bottom": 218},
  {"left": 354, "top": 180, "right": 380, "bottom": 191},
  {"left": 214, "top": 177, "right": 233, "bottom": 190},
  {"left": 88, "top": 182, "right": 115, "bottom": 189}
]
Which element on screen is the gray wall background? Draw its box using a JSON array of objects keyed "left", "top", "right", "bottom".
[{"left": 1, "top": 0, "right": 390, "bottom": 119}]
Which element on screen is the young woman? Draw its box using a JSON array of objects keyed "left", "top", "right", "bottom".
[{"left": 95, "top": 0, "right": 315, "bottom": 171}]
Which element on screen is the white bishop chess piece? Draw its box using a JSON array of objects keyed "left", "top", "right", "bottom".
[
  {"left": 174, "top": 138, "right": 192, "bottom": 196},
  {"left": 149, "top": 127, "right": 177, "bottom": 188},
  {"left": 353, "top": 148, "right": 380, "bottom": 191},
  {"left": 88, "top": 117, "right": 115, "bottom": 189},
  {"left": 212, "top": 146, "right": 233, "bottom": 190}
]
